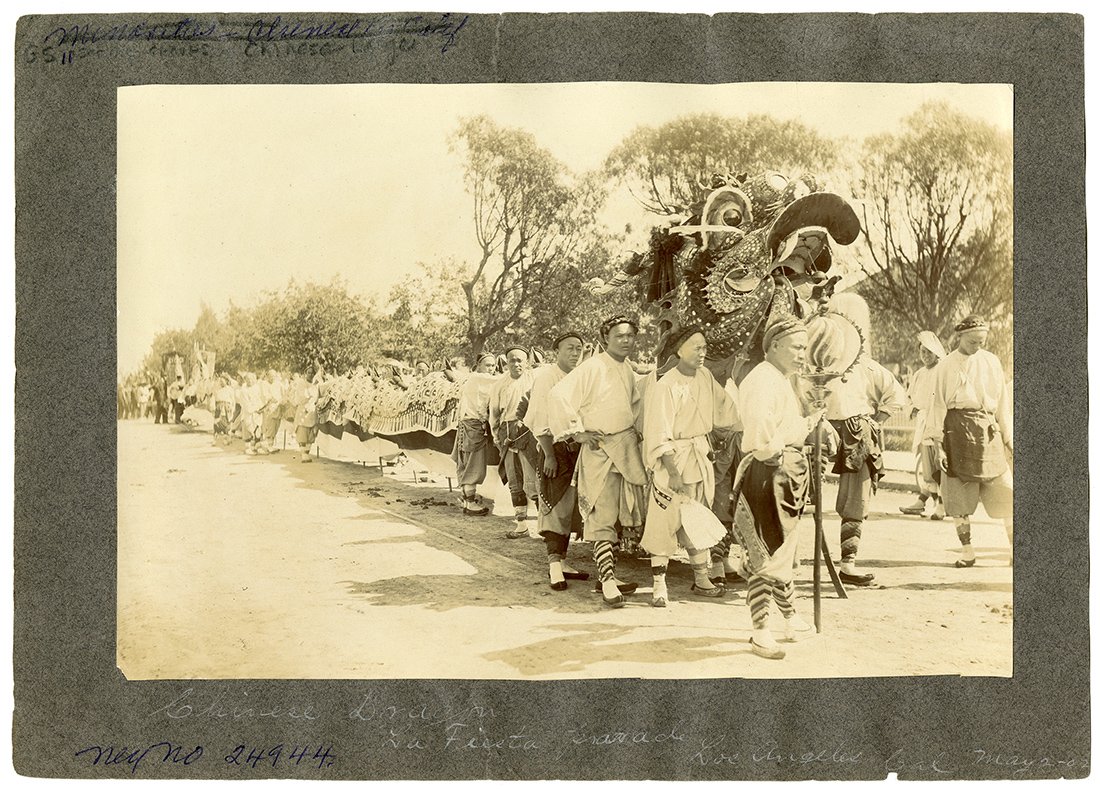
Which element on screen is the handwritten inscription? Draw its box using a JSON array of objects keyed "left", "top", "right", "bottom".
[
  {"left": 244, "top": 14, "right": 468, "bottom": 53},
  {"left": 73, "top": 742, "right": 334, "bottom": 773},
  {"left": 752, "top": 740, "right": 864, "bottom": 767},
  {"left": 225, "top": 744, "right": 335, "bottom": 770},
  {"left": 566, "top": 722, "right": 687, "bottom": 747},
  {"left": 444, "top": 723, "right": 540, "bottom": 752},
  {"left": 972, "top": 749, "right": 1081, "bottom": 776},
  {"left": 689, "top": 736, "right": 742, "bottom": 767},
  {"left": 349, "top": 692, "right": 495, "bottom": 727},
  {"left": 117, "top": 694, "right": 1087, "bottom": 776},
  {"left": 74, "top": 742, "right": 203, "bottom": 774},
  {"left": 688, "top": 737, "right": 863, "bottom": 770},
  {"left": 151, "top": 688, "right": 320, "bottom": 721},
  {"left": 33, "top": 13, "right": 469, "bottom": 66},
  {"left": 885, "top": 748, "right": 956, "bottom": 775}
]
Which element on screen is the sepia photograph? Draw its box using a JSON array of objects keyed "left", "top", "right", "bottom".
[{"left": 116, "top": 80, "right": 1015, "bottom": 681}]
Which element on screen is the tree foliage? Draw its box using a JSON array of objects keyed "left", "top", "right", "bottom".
[
  {"left": 450, "top": 116, "right": 603, "bottom": 356},
  {"left": 140, "top": 280, "right": 380, "bottom": 378},
  {"left": 377, "top": 262, "right": 468, "bottom": 365},
  {"left": 242, "top": 279, "right": 379, "bottom": 373},
  {"left": 852, "top": 101, "right": 1013, "bottom": 362},
  {"left": 604, "top": 113, "right": 839, "bottom": 215},
  {"left": 141, "top": 328, "right": 194, "bottom": 378}
]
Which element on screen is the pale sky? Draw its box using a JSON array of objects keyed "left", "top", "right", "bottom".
[{"left": 117, "top": 81, "right": 1012, "bottom": 372}]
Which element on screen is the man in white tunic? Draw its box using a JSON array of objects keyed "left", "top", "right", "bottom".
[
  {"left": 523, "top": 332, "right": 590, "bottom": 590},
  {"left": 548, "top": 315, "right": 645, "bottom": 608},
  {"left": 489, "top": 346, "right": 538, "bottom": 536},
  {"left": 736, "top": 315, "right": 821, "bottom": 659},
  {"left": 212, "top": 374, "right": 237, "bottom": 446},
  {"left": 290, "top": 368, "right": 322, "bottom": 463},
  {"left": 257, "top": 369, "right": 285, "bottom": 454},
  {"left": 235, "top": 372, "right": 263, "bottom": 455},
  {"left": 900, "top": 331, "right": 947, "bottom": 519},
  {"left": 641, "top": 326, "right": 739, "bottom": 606},
  {"left": 451, "top": 352, "right": 497, "bottom": 516},
  {"left": 823, "top": 295, "right": 905, "bottom": 585},
  {"left": 926, "top": 315, "right": 1013, "bottom": 567}
]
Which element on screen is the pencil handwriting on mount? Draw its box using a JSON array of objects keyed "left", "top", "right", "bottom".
[
  {"left": 149, "top": 688, "right": 321, "bottom": 721},
  {"left": 40, "top": 13, "right": 470, "bottom": 56}
]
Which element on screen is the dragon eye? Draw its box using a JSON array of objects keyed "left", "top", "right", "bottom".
[
  {"left": 720, "top": 207, "right": 743, "bottom": 227},
  {"left": 766, "top": 173, "right": 789, "bottom": 191},
  {"left": 723, "top": 268, "right": 759, "bottom": 293}
]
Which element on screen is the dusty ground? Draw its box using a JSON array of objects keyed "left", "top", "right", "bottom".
[{"left": 117, "top": 421, "right": 1012, "bottom": 680}]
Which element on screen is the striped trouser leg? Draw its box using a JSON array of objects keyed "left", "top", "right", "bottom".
[
  {"left": 711, "top": 528, "right": 736, "bottom": 561},
  {"left": 593, "top": 540, "right": 616, "bottom": 583},
  {"left": 771, "top": 579, "right": 795, "bottom": 618},
  {"left": 840, "top": 520, "right": 862, "bottom": 564},
  {"left": 746, "top": 576, "right": 773, "bottom": 628}
]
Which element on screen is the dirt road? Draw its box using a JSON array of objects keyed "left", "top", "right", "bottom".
[{"left": 117, "top": 421, "right": 1012, "bottom": 680}]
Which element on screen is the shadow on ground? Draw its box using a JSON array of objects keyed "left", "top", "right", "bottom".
[{"left": 480, "top": 622, "right": 749, "bottom": 676}]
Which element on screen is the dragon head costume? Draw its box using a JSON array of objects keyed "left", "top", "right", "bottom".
[{"left": 596, "top": 170, "right": 862, "bottom": 379}]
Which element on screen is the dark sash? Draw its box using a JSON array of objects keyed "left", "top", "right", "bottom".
[
  {"left": 943, "top": 408, "right": 1008, "bottom": 482},
  {"left": 537, "top": 440, "right": 581, "bottom": 511},
  {"left": 830, "top": 415, "right": 885, "bottom": 488}
]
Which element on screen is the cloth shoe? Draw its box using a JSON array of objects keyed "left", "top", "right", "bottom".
[
  {"left": 600, "top": 579, "right": 626, "bottom": 608},
  {"left": 561, "top": 563, "right": 589, "bottom": 580},
  {"left": 750, "top": 629, "right": 786, "bottom": 660},
  {"left": 462, "top": 498, "right": 490, "bottom": 516},
  {"left": 651, "top": 576, "right": 668, "bottom": 608},
  {"left": 548, "top": 562, "right": 567, "bottom": 591},
  {"left": 691, "top": 583, "right": 726, "bottom": 598},
  {"left": 838, "top": 562, "right": 875, "bottom": 586},
  {"left": 955, "top": 543, "right": 977, "bottom": 568},
  {"left": 782, "top": 614, "right": 815, "bottom": 642},
  {"left": 900, "top": 496, "right": 929, "bottom": 516}
]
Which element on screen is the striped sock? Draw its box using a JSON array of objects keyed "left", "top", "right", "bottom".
[
  {"left": 771, "top": 579, "right": 796, "bottom": 618},
  {"left": 689, "top": 551, "right": 714, "bottom": 588},
  {"left": 711, "top": 529, "right": 735, "bottom": 562},
  {"left": 593, "top": 540, "right": 616, "bottom": 583},
  {"left": 746, "top": 576, "right": 773, "bottom": 629},
  {"left": 956, "top": 517, "right": 972, "bottom": 545},
  {"left": 840, "top": 520, "right": 862, "bottom": 565}
]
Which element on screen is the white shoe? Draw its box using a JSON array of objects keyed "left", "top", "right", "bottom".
[
  {"left": 783, "top": 614, "right": 815, "bottom": 642},
  {"left": 900, "top": 497, "right": 929, "bottom": 515},
  {"left": 955, "top": 543, "right": 977, "bottom": 568},
  {"left": 750, "top": 629, "right": 786, "bottom": 660},
  {"left": 651, "top": 577, "right": 668, "bottom": 608}
]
